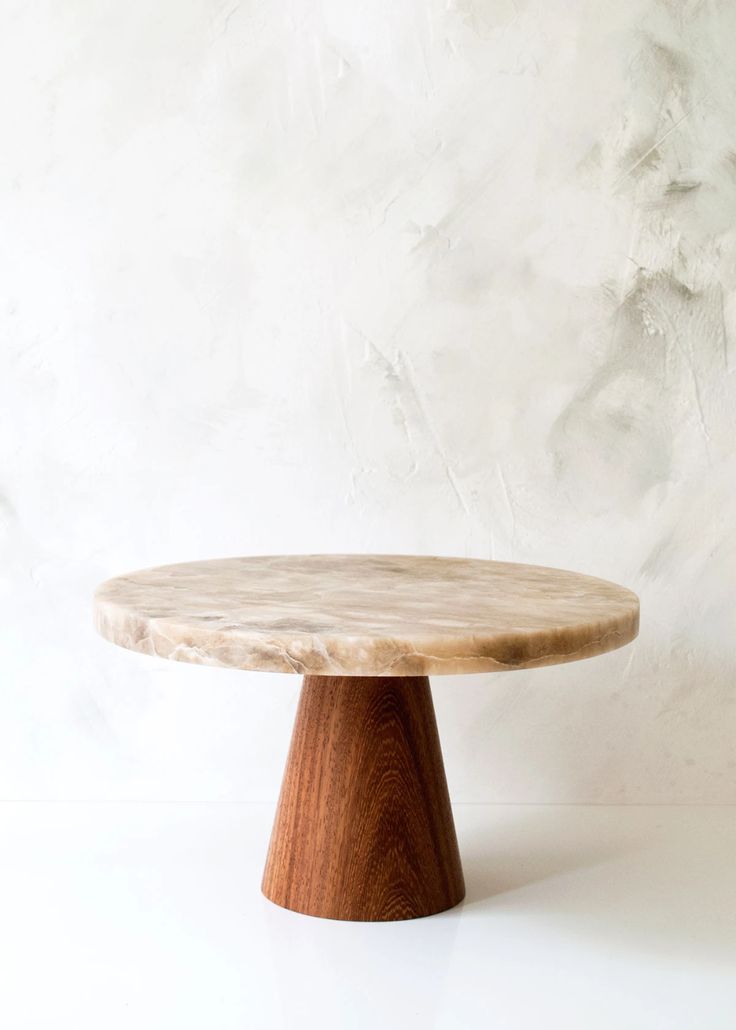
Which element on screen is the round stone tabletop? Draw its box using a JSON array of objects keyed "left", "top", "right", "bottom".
[{"left": 94, "top": 554, "right": 639, "bottom": 677}]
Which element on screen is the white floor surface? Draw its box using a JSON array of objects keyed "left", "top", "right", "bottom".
[{"left": 0, "top": 803, "right": 733, "bottom": 1029}]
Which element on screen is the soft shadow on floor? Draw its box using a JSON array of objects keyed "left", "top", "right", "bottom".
[
  {"left": 460, "top": 805, "right": 638, "bottom": 901},
  {"left": 455, "top": 804, "right": 736, "bottom": 966}
]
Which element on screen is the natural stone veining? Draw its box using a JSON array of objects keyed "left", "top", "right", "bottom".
[{"left": 94, "top": 555, "right": 639, "bottom": 676}]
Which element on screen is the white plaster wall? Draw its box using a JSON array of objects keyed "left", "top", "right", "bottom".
[{"left": 2, "top": 0, "right": 735, "bottom": 802}]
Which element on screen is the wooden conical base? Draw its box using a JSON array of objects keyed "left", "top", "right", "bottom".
[{"left": 262, "top": 675, "right": 465, "bottom": 921}]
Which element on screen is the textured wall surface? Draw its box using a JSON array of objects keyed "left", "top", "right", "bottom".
[{"left": 2, "top": 1, "right": 735, "bottom": 802}]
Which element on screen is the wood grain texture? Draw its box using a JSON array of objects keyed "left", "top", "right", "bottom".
[{"left": 262, "top": 675, "right": 465, "bottom": 921}]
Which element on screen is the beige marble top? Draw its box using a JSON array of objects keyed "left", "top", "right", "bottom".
[{"left": 94, "top": 554, "right": 639, "bottom": 677}]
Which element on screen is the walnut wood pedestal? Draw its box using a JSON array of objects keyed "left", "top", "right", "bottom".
[
  {"left": 94, "top": 554, "right": 639, "bottom": 922},
  {"left": 262, "top": 675, "right": 464, "bottom": 920}
]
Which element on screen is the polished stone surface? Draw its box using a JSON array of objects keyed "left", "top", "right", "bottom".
[{"left": 94, "top": 555, "right": 638, "bottom": 676}]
